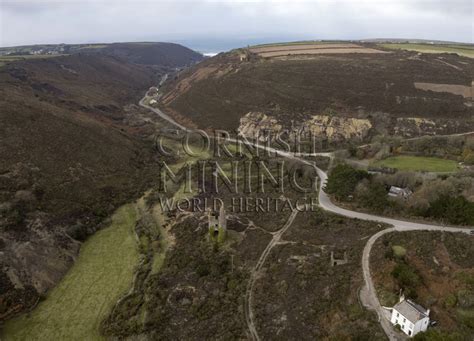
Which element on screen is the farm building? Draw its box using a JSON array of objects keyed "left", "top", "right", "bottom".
[{"left": 388, "top": 186, "right": 412, "bottom": 199}]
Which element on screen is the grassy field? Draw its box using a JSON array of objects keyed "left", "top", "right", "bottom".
[
  {"left": 379, "top": 43, "right": 474, "bottom": 58},
  {"left": 372, "top": 155, "right": 459, "bottom": 172},
  {"left": 2, "top": 204, "right": 139, "bottom": 341},
  {"left": 0, "top": 54, "right": 66, "bottom": 67}
]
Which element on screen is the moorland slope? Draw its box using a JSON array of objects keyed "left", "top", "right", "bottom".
[{"left": 161, "top": 43, "right": 474, "bottom": 146}]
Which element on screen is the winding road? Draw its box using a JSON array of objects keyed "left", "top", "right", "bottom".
[{"left": 139, "top": 85, "right": 473, "bottom": 341}]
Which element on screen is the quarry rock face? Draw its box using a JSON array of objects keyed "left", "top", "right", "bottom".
[
  {"left": 238, "top": 112, "right": 372, "bottom": 143},
  {"left": 238, "top": 112, "right": 283, "bottom": 141},
  {"left": 304, "top": 115, "right": 372, "bottom": 142},
  {"left": 393, "top": 117, "right": 471, "bottom": 137}
]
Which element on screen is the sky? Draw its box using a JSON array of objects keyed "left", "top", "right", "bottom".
[{"left": 1, "top": 0, "right": 473, "bottom": 52}]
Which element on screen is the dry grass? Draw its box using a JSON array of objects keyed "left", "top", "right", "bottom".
[{"left": 414, "top": 82, "right": 473, "bottom": 99}]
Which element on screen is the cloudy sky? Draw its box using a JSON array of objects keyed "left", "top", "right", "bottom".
[{"left": 1, "top": 0, "right": 472, "bottom": 51}]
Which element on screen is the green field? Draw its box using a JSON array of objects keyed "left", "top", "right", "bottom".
[
  {"left": 372, "top": 155, "right": 459, "bottom": 172},
  {"left": 0, "top": 54, "right": 66, "bottom": 67},
  {"left": 379, "top": 43, "right": 474, "bottom": 58},
  {"left": 2, "top": 204, "right": 139, "bottom": 341}
]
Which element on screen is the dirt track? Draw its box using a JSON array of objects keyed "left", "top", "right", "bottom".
[{"left": 243, "top": 209, "right": 300, "bottom": 341}]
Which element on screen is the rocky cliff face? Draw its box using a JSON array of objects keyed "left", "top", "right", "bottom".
[
  {"left": 238, "top": 112, "right": 372, "bottom": 143},
  {"left": 238, "top": 111, "right": 474, "bottom": 144},
  {"left": 238, "top": 112, "right": 283, "bottom": 141},
  {"left": 304, "top": 115, "right": 372, "bottom": 142}
]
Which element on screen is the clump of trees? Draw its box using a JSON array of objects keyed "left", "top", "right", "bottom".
[
  {"left": 426, "top": 195, "right": 474, "bottom": 225},
  {"left": 391, "top": 262, "right": 422, "bottom": 299},
  {"left": 325, "top": 163, "right": 474, "bottom": 225},
  {"left": 324, "top": 164, "right": 370, "bottom": 200},
  {"left": 351, "top": 134, "right": 474, "bottom": 165}
]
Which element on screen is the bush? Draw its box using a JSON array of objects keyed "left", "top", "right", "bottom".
[
  {"left": 357, "top": 181, "right": 389, "bottom": 213},
  {"left": 413, "top": 329, "right": 464, "bottom": 341},
  {"left": 392, "top": 262, "right": 421, "bottom": 297},
  {"left": 427, "top": 195, "right": 474, "bottom": 225},
  {"left": 325, "top": 164, "right": 370, "bottom": 200},
  {"left": 444, "top": 293, "right": 457, "bottom": 308},
  {"left": 456, "top": 290, "right": 474, "bottom": 308},
  {"left": 391, "top": 245, "right": 407, "bottom": 259}
]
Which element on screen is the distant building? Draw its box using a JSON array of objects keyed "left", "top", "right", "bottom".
[
  {"left": 330, "top": 250, "right": 348, "bottom": 266},
  {"left": 238, "top": 49, "right": 250, "bottom": 62},
  {"left": 388, "top": 186, "right": 412, "bottom": 199},
  {"left": 208, "top": 205, "right": 227, "bottom": 242},
  {"left": 390, "top": 296, "right": 430, "bottom": 337}
]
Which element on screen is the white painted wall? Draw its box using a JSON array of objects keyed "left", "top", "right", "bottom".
[{"left": 390, "top": 309, "right": 429, "bottom": 337}]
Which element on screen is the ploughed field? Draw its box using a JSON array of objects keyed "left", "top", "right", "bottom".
[
  {"left": 249, "top": 43, "right": 386, "bottom": 58},
  {"left": 379, "top": 43, "right": 474, "bottom": 59}
]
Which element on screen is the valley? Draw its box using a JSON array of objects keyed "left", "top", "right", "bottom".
[
  {"left": 0, "top": 43, "right": 203, "bottom": 323},
  {"left": 1, "top": 40, "right": 473, "bottom": 341},
  {"left": 3, "top": 204, "right": 140, "bottom": 340}
]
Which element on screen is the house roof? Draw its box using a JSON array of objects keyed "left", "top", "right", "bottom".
[{"left": 393, "top": 299, "right": 429, "bottom": 323}]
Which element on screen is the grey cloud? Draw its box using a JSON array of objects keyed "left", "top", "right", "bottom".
[{"left": 0, "top": 0, "right": 472, "bottom": 48}]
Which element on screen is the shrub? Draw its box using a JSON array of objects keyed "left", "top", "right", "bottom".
[
  {"left": 391, "top": 262, "right": 421, "bottom": 297},
  {"left": 444, "top": 293, "right": 457, "bottom": 308},
  {"left": 391, "top": 245, "right": 407, "bottom": 259},
  {"left": 325, "top": 164, "right": 370, "bottom": 200},
  {"left": 456, "top": 290, "right": 474, "bottom": 308},
  {"left": 427, "top": 195, "right": 474, "bottom": 225},
  {"left": 357, "top": 181, "right": 389, "bottom": 213}
]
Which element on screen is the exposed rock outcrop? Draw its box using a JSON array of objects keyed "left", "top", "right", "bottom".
[
  {"left": 238, "top": 112, "right": 372, "bottom": 143},
  {"left": 303, "top": 115, "right": 372, "bottom": 142}
]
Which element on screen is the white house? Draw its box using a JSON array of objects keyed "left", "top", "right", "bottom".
[{"left": 390, "top": 296, "right": 430, "bottom": 337}]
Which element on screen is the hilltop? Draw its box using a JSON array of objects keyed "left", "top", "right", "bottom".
[
  {"left": 160, "top": 42, "right": 474, "bottom": 147},
  {"left": 0, "top": 42, "right": 203, "bottom": 68}
]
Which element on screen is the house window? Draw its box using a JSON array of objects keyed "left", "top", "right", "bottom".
[
  {"left": 408, "top": 331, "right": 412, "bottom": 336},
  {"left": 397, "top": 313, "right": 399, "bottom": 318},
  {"left": 403, "top": 318, "right": 406, "bottom": 323}
]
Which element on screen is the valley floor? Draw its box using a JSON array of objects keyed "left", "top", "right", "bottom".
[{"left": 2, "top": 204, "right": 139, "bottom": 340}]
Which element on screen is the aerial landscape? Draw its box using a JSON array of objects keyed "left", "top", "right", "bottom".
[{"left": 0, "top": 1, "right": 473, "bottom": 340}]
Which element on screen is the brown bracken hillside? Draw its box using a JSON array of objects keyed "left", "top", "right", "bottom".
[
  {"left": 0, "top": 46, "right": 202, "bottom": 321},
  {"left": 161, "top": 44, "right": 474, "bottom": 144}
]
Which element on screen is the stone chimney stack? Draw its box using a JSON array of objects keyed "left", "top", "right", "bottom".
[{"left": 399, "top": 292, "right": 405, "bottom": 303}]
